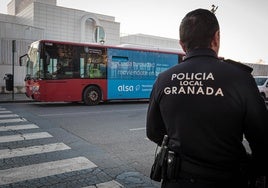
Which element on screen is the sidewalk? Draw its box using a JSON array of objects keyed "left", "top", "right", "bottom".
[{"left": 0, "top": 93, "right": 33, "bottom": 103}]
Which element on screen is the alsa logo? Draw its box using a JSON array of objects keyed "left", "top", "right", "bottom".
[{"left": 118, "top": 85, "right": 134, "bottom": 92}]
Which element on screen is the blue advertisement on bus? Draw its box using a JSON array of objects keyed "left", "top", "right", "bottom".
[{"left": 107, "top": 48, "right": 179, "bottom": 99}]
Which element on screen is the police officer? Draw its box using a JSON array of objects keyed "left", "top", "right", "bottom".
[{"left": 146, "top": 8, "right": 268, "bottom": 188}]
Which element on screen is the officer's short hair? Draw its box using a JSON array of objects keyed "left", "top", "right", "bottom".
[{"left": 179, "top": 9, "right": 219, "bottom": 51}]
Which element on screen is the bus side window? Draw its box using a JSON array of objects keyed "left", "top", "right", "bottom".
[{"left": 89, "top": 63, "right": 102, "bottom": 78}]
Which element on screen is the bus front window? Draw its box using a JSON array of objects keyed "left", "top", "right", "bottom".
[{"left": 26, "top": 42, "right": 42, "bottom": 79}]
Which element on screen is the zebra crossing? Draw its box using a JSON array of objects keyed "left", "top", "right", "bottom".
[{"left": 0, "top": 106, "right": 123, "bottom": 188}]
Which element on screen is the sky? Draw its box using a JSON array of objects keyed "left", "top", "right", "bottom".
[{"left": 0, "top": 0, "right": 268, "bottom": 64}]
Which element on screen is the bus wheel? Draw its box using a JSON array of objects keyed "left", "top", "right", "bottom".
[{"left": 83, "top": 86, "right": 101, "bottom": 105}]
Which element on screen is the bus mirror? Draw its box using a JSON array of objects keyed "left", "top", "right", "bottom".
[
  {"left": 46, "top": 56, "right": 50, "bottom": 65},
  {"left": 19, "top": 54, "right": 29, "bottom": 66},
  {"left": 45, "top": 52, "right": 50, "bottom": 65},
  {"left": 24, "top": 74, "right": 31, "bottom": 81}
]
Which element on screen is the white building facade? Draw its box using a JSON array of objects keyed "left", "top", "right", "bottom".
[{"left": 0, "top": 0, "right": 180, "bottom": 93}]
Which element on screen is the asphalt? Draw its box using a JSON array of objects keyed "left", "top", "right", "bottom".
[
  {"left": 0, "top": 94, "right": 159, "bottom": 188},
  {"left": 0, "top": 93, "right": 267, "bottom": 187}
]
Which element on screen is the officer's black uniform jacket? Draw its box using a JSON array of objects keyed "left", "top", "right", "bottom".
[{"left": 146, "top": 48, "right": 268, "bottom": 179}]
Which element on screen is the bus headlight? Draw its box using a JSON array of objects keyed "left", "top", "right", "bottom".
[{"left": 32, "top": 85, "right": 40, "bottom": 92}]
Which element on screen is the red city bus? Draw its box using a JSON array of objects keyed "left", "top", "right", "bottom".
[{"left": 19, "top": 40, "right": 184, "bottom": 105}]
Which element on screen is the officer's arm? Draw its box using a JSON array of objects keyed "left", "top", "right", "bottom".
[
  {"left": 243, "top": 75, "right": 268, "bottom": 175},
  {"left": 146, "top": 79, "right": 167, "bottom": 146}
]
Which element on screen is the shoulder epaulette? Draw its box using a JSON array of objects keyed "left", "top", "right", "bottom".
[{"left": 223, "top": 59, "right": 253, "bottom": 73}]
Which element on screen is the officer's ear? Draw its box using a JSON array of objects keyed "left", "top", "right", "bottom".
[
  {"left": 179, "top": 40, "right": 186, "bottom": 53},
  {"left": 211, "top": 30, "right": 220, "bottom": 54}
]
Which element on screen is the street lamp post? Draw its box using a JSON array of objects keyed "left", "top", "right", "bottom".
[{"left": 12, "top": 40, "right": 16, "bottom": 101}]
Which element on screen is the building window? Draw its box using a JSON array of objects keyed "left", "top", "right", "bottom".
[{"left": 94, "top": 26, "right": 105, "bottom": 44}]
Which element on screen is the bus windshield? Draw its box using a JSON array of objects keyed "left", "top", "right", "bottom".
[{"left": 26, "top": 41, "right": 41, "bottom": 79}]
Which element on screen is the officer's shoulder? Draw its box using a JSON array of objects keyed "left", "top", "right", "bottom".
[{"left": 222, "top": 59, "right": 253, "bottom": 73}]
